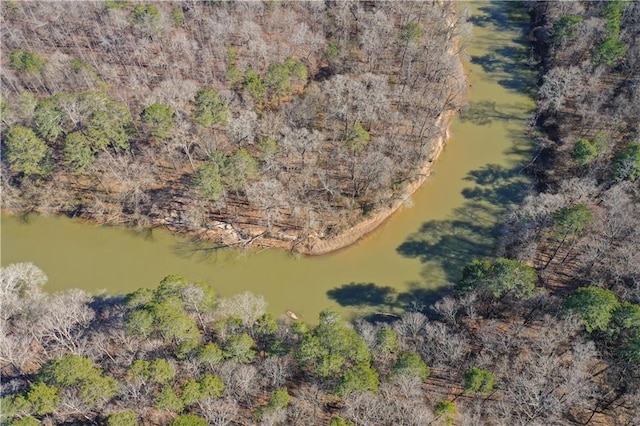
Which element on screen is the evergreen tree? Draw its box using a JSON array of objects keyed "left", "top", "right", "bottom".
[{"left": 4, "top": 126, "right": 50, "bottom": 177}]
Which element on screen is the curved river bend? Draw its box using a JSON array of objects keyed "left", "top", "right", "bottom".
[{"left": 1, "top": 2, "right": 535, "bottom": 321}]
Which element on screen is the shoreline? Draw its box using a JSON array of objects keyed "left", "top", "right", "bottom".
[
  {"left": 287, "top": 5, "right": 467, "bottom": 255},
  {"left": 299, "top": 115, "right": 454, "bottom": 256},
  {"left": 2, "top": 18, "right": 466, "bottom": 258},
  {"left": 218, "top": 6, "right": 468, "bottom": 256},
  {"left": 285, "top": 15, "right": 467, "bottom": 256},
  {"left": 0, "top": 109, "right": 459, "bottom": 257}
]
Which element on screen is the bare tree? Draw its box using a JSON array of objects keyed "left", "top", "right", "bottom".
[
  {"left": 246, "top": 179, "right": 289, "bottom": 234},
  {"left": 539, "top": 66, "right": 583, "bottom": 114},
  {"left": 34, "top": 289, "right": 95, "bottom": 355},
  {"left": 215, "top": 292, "right": 267, "bottom": 328},
  {"left": 0, "top": 262, "right": 47, "bottom": 321},
  {"left": 260, "top": 356, "right": 293, "bottom": 389},
  {"left": 432, "top": 296, "right": 461, "bottom": 325},
  {"left": 227, "top": 363, "right": 259, "bottom": 407},
  {"left": 420, "top": 322, "right": 469, "bottom": 368},
  {"left": 343, "top": 391, "right": 386, "bottom": 426},
  {"left": 199, "top": 397, "right": 239, "bottom": 426},
  {"left": 394, "top": 312, "right": 428, "bottom": 346}
]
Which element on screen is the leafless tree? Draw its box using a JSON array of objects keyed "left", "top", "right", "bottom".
[
  {"left": 0, "top": 331, "right": 40, "bottom": 376},
  {"left": 394, "top": 312, "right": 428, "bottom": 345},
  {"left": 246, "top": 179, "right": 289, "bottom": 234},
  {"left": 199, "top": 397, "right": 239, "bottom": 426},
  {"left": 432, "top": 296, "right": 461, "bottom": 325},
  {"left": 343, "top": 391, "right": 385, "bottom": 426},
  {"left": 539, "top": 66, "right": 583, "bottom": 114},
  {"left": 0, "top": 262, "right": 47, "bottom": 321},
  {"left": 35, "top": 289, "right": 95, "bottom": 355},
  {"left": 227, "top": 363, "right": 259, "bottom": 407},
  {"left": 260, "top": 356, "right": 293, "bottom": 389},
  {"left": 420, "top": 322, "right": 469, "bottom": 368},
  {"left": 215, "top": 292, "right": 267, "bottom": 328}
]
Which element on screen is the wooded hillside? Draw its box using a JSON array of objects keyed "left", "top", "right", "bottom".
[
  {"left": 0, "top": 261, "right": 622, "bottom": 426},
  {"left": 499, "top": 0, "right": 640, "bottom": 423},
  {"left": 0, "top": 0, "right": 467, "bottom": 252},
  {"left": 2, "top": 1, "right": 639, "bottom": 425},
  {"left": 505, "top": 0, "right": 639, "bottom": 305}
]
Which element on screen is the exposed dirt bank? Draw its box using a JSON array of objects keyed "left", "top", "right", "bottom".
[
  {"left": 211, "top": 73, "right": 464, "bottom": 255},
  {"left": 173, "top": 107, "right": 456, "bottom": 256},
  {"left": 299, "top": 114, "right": 454, "bottom": 255},
  {"left": 252, "top": 32, "right": 465, "bottom": 255}
]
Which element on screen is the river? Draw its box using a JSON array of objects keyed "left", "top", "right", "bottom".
[{"left": 0, "top": 1, "right": 536, "bottom": 322}]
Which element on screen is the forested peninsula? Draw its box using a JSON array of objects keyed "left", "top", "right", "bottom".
[
  {"left": 1, "top": 0, "right": 466, "bottom": 253},
  {"left": 2, "top": 1, "right": 640, "bottom": 426}
]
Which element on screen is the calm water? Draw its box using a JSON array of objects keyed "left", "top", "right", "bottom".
[{"left": 0, "top": 2, "right": 536, "bottom": 321}]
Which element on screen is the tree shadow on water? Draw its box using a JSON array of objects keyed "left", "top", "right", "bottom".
[
  {"left": 470, "top": 48, "right": 536, "bottom": 95},
  {"left": 467, "top": 2, "right": 528, "bottom": 31},
  {"left": 460, "top": 100, "right": 532, "bottom": 126},
  {"left": 172, "top": 235, "right": 265, "bottom": 265},
  {"left": 327, "top": 282, "right": 397, "bottom": 311},
  {"left": 172, "top": 237, "right": 228, "bottom": 263},
  {"left": 463, "top": 164, "right": 530, "bottom": 207},
  {"left": 468, "top": 2, "right": 537, "bottom": 96},
  {"left": 398, "top": 218, "right": 495, "bottom": 285},
  {"left": 327, "top": 281, "right": 453, "bottom": 321},
  {"left": 397, "top": 163, "right": 532, "bottom": 284}
]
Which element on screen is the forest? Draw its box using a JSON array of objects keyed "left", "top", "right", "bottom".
[
  {"left": 0, "top": 0, "right": 467, "bottom": 253},
  {"left": 2, "top": 0, "right": 640, "bottom": 425}
]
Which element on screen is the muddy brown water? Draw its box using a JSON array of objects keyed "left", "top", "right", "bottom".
[{"left": 1, "top": 2, "right": 536, "bottom": 322}]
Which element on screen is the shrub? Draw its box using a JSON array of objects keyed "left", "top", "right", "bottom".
[
  {"left": 107, "top": 410, "right": 139, "bottom": 426},
  {"left": 593, "top": 37, "right": 627, "bottom": 66},
  {"left": 553, "top": 15, "right": 583, "bottom": 41},
  {"left": 171, "top": 6, "right": 184, "bottom": 27},
  {"left": 170, "top": 414, "right": 207, "bottom": 426},
  {"left": 132, "top": 4, "right": 160, "bottom": 24},
  {"left": 434, "top": 400, "right": 457, "bottom": 416}
]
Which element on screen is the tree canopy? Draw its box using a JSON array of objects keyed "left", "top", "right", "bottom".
[
  {"left": 551, "top": 204, "right": 593, "bottom": 240},
  {"left": 458, "top": 258, "right": 538, "bottom": 299},
  {"left": 564, "top": 286, "right": 620, "bottom": 333},
  {"left": 464, "top": 367, "right": 495, "bottom": 394},
  {"left": 392, "top": 351, "right": 430, "bottom": 380},
  {"left": 296, "top": 310, "right": 370, "bottom": 378},
  {"left": 614, "top": 142, "right": 640, "bottom": 181},
  {"left": 4, "top": 126, "right": 50, "bottom": 177},
  {"left": 141, "top": 103, "right": 175, "bottom": 140},
  {"left": 193, "top": 88, "right": 228, "bottom": 127},
  {"left": 572, "top": 138, "right": 598, "bottom": 165},
  {"left": 63, "top": 132, "right": 94, "bottom": 174}
]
